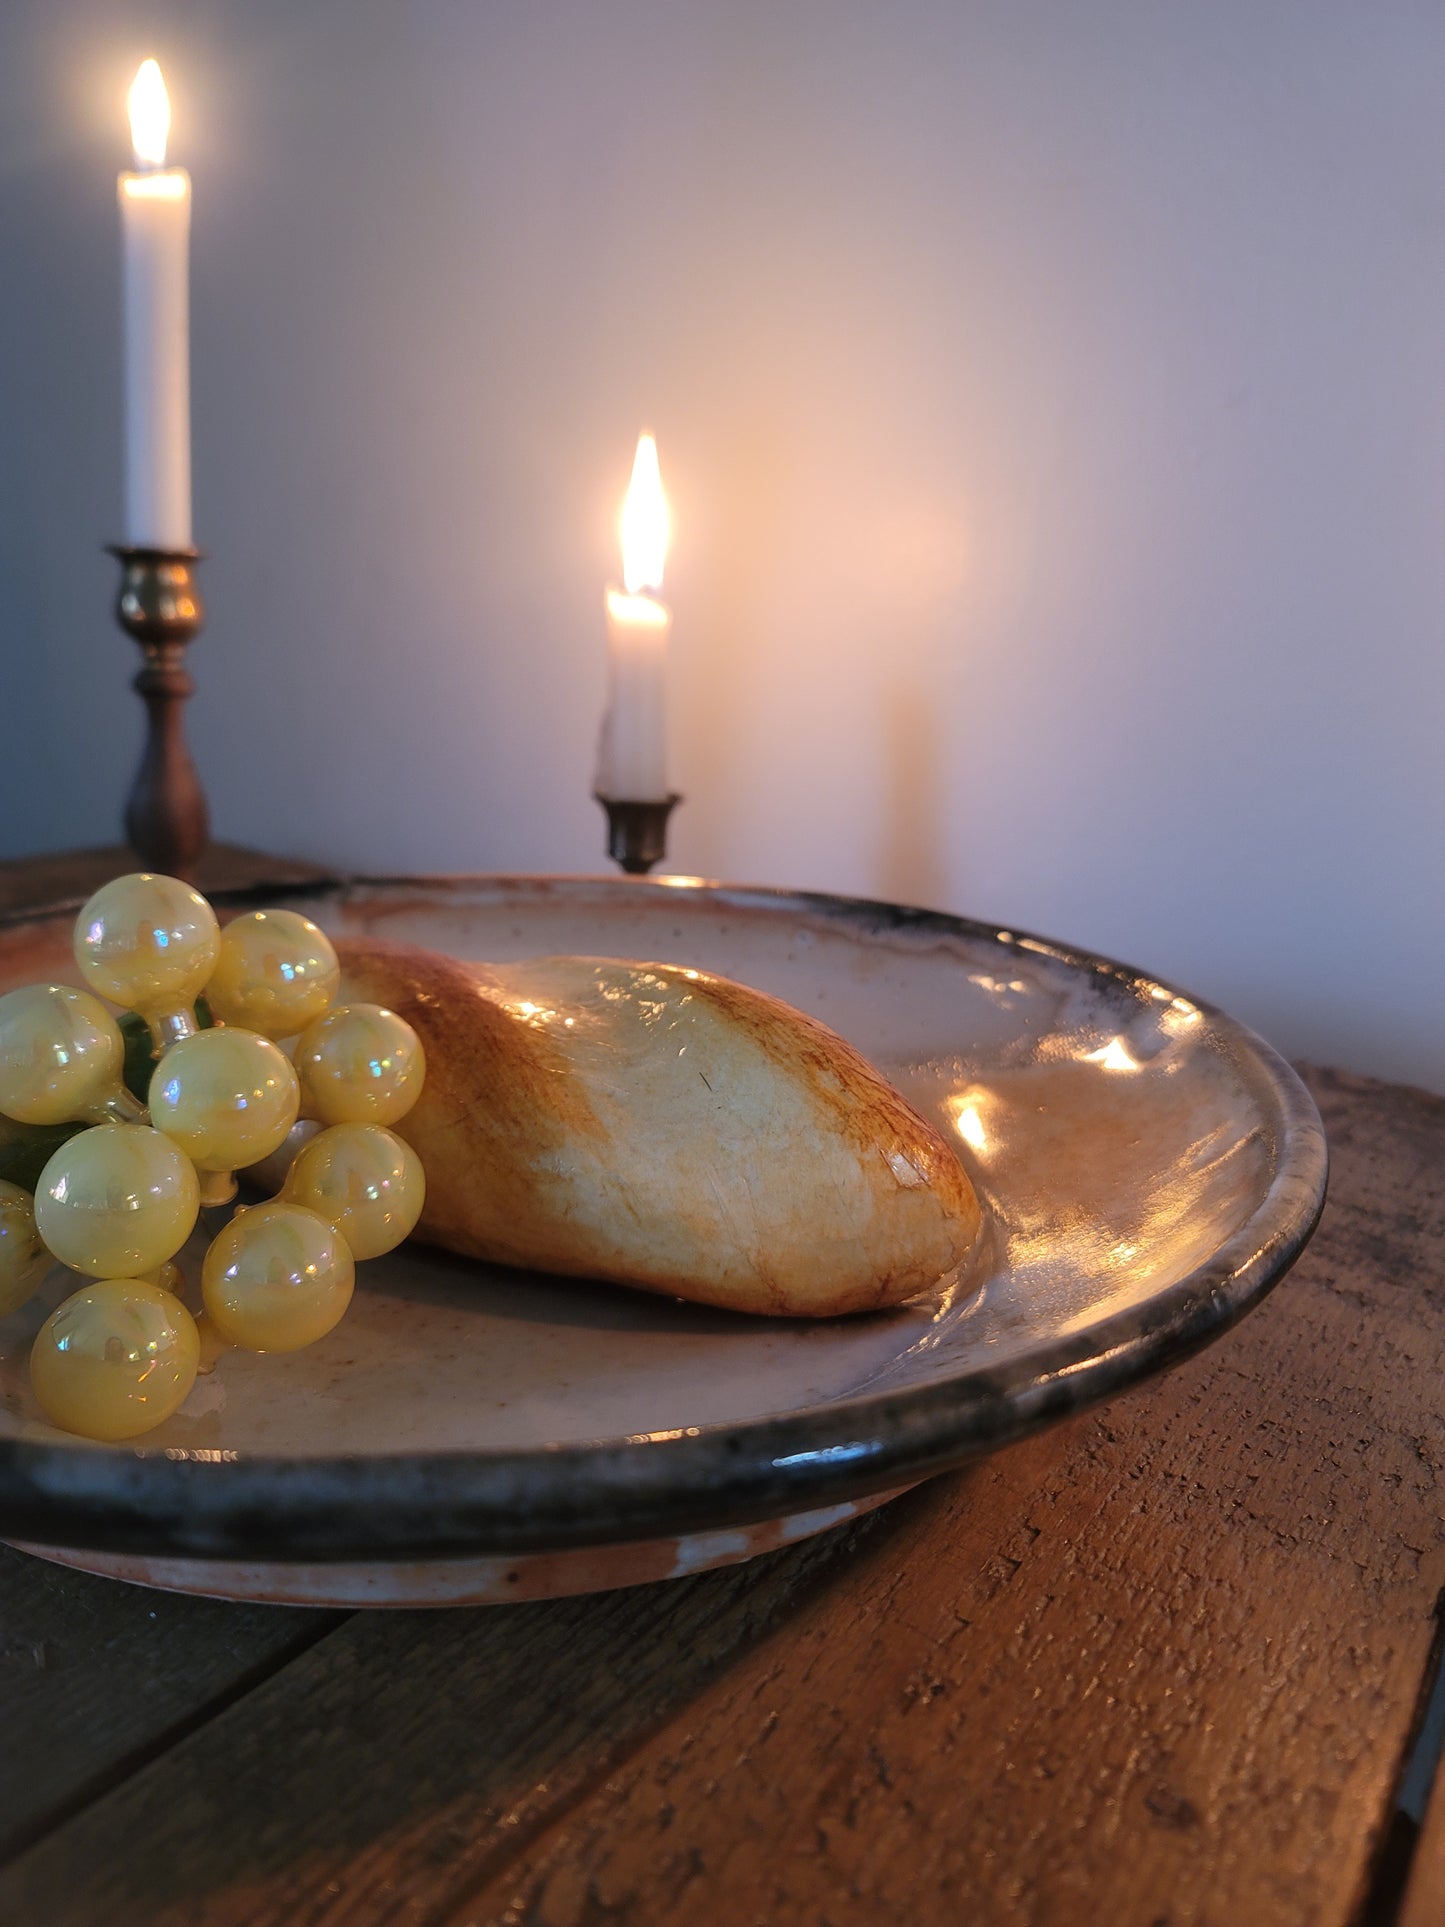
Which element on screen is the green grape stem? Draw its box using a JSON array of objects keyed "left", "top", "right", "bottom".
[
  {"left": 0, "top": 1115, "right": 86, "bottom": 1194},
  {"left": 118, "top": 1011, "right": 158, "bottom": 1103},
  {"left": 120, "top": 997, "right": 215, "bottom": 1102}
]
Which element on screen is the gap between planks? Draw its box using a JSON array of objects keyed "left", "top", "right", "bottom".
[
  {"left": 0, "top": 1525, "right": 350, "bottom": 1866},
  {"left": 0, "top": 1497, "right": 889, "bottom": 1926}
]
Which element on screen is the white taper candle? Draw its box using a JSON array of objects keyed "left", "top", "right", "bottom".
[{"left": 119, "top": 60, "right": 192, "bottom": 551}]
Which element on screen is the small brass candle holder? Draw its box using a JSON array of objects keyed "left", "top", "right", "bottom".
[
  {"left": 108, "top": 545, "right": 210, "bottom": 881},
  {"left": 595, "top": 794, "right": 682, "bottom": 875}
]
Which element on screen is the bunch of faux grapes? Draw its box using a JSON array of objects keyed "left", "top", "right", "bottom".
[{"left": 0, "top": 873, "right": 425, "bottom": 1443}]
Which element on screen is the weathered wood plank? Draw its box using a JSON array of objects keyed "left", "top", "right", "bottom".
[
  {"left": 0, "top": 844, "right": 335, "bottom": 919},
  {"left": 0, "top": 1543, "right": 338, "bottom": 1862},
  {"left": 0, "top": 1513, "right": 882, "bottom": 1924},
  {"left": 0, "top": 1067, "right": 1439, "bottom": 1927}
]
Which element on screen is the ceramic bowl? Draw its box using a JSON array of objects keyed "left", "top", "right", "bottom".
[{"left": 0, "top": 877, "right": 1326, "bottom": 1605}]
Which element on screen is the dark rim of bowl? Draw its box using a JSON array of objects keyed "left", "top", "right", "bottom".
[{"left": 0, "top": 874, "right": 1329, "bottom": 1563}]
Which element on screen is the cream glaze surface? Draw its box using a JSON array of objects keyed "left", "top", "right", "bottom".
[
  {"left": 0, "top": 880, "right": 1322, "bottom": 1484},
  {"left": 336, "top": 940, "right": 981, "bottom": 1317}
]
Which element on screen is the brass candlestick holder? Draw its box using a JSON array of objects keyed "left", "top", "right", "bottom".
[
  {"left": 108, "top": 546, "right": 210, "bottom": 881},
  {"left": 595, "top": 794, "right": 682, "bottom": 875}
]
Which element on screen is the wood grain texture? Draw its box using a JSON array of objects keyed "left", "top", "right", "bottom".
[
  {"left": 0, "top": 1521, "right": 875, "bottom": 1925},
  {"left": 0, "top": 844, "right": 335, "bottom": 919},
  {"left": 0, "top": 1066, "right": 1438, "bottom": 1927},
  {"left": 0, "top": 1543, "right": 337, "bottom": 1862}
]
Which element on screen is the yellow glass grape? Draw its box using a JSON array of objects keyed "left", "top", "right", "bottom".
[
  {"left": 148, "top": 1028, "right": 300, "bottom": 1176},
  {"left": 35, "top": 1124, "right": 200, "bottom": 1278},
  {"left": 0, "top": 1179, "right": 50, "bottom": 1317},
  {"left": 205, "top": 910, "right": 341, "bottom": 1039},
  {"left": 294, "top": 1003, "right": 425, "bottom": 1127},
  {"left": 0, "top": 982, "right": 144, "bottom": 1126},
  {"left": 74, "top": 872, "right": 219, "bottom": 1045},
  {"left": 202, "top": 1200, "right": 354, "bottom": 1352},
  {"left": 282, "top": 1123, "right": 426, "bottom": 1260},
  {"left": 30, "top": 1279, "right": 199, "bottom": 1440}
]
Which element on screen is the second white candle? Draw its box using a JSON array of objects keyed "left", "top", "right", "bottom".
[{"left": 596, "top": 434, "right": 673, "bottom": 802}]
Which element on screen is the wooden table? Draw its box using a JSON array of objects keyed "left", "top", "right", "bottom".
[{"left": 0, "top": 852, "right": 1441, "bottom": 1925}]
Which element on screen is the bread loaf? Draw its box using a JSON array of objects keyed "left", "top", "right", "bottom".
[{"left": 336, "top": 937, "right": 981, "bottom": 1317}]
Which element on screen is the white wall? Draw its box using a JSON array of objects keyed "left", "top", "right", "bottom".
[{"left": 1, "top": 1, "right": 1442, "bottom": 1089}]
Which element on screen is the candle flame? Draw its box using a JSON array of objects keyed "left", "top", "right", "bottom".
[
  {"left": 620, "top": 433, "right": 669, "bottom": 595},
  {"left": 129, "top": 58, "right": 171, "bottom": 169}
]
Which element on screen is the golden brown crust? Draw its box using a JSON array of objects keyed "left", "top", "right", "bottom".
[
  {"left": 683, "top": 968, "right": 979, "bottom": 1242},
  {"left": 337, "top": 937, "right": 981, "bottom": 1317}
]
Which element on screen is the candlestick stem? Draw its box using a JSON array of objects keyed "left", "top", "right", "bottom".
[
  {"left": 108, "top": 545, "right": 210, "bottom": 882},
  {"left": 595, "top": 794, "right": 682, "bottom": 876}
]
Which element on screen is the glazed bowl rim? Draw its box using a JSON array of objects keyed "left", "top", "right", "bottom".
[{"left": 0, "top": 872, "right": 1328, "bottom": 1562}]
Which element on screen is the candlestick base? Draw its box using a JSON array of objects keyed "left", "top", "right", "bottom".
[
  {"left": 595, "top": 794, "right": 682, "bottom": 876},
  {"left": 108, "top": 546, "right": 210, "bottom": 882}
]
